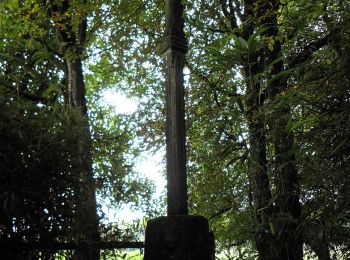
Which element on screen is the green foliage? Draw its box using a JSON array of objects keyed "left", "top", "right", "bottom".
[
  {"left": 100, "top": 220, "right": 144, "bottom": 259},
  {"left": 171, "top": 0, "right": 350, "bottom": 258},
  {"left": 89, "top": 103, "right": 155, "bottom": 212},
  {"left": 0, "top": 95, "right": 86, "bottom": 243},
  {"left": 0, "top": 0, "right": 157, "bottom": 257},
  {"left": 1, "top": 0, "right": 350, "bottom": 258}
]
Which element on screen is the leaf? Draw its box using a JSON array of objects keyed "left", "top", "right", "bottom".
[
  {"left": 231, "top": 34, "right": 242, "bottom": 50},
  {"left": 269, "top": 220, "right": 276, "bottom": 235},
  {"left": 247, "top": 26, "right": 268, "bottom": 54},
  {"left": 247, "top": 35, "right": 257, "bottom": 54},
  {"left": 268, "top": 37, "right": 275, "bottom": 51},
  {"left": 239, "top": 37, "right": 248, "bottom": 50},
  {"left": 0, "top": 224, "right": 7, "bottom": 231},
  {"left": 33, "top": 49, "right": 50, "bottom": 65},
  {"left": 43, "top": 84, "right": 60, "bottom": 96},
  {"left": 289, "top": 117, "right": 315, "bottom": 132},
  {"left": 331, "top": 139, "right": 348, "bottom": 155},
  {"left": 236, "top": 96, "right": 244, "bottom": 112},
  {"left": 270, "top": 68, "right": 294, "bottom": 82},
  {"left": 286, "top": 118, "right": 293, "bottom": 132}
]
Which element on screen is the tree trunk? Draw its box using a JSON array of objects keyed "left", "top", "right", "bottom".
[
  {"left": 244, "top": 65, "right": 274, "bottom": 259},
  {"left": 270, "top": 102, "right": 303, "bottom": 260},
  {"left": 50, "top": 1, "right": 100, "bottom": 259},
  {"left": 240, "top": 1, "right": 303, "bottom": 258},
  {"left": 267, "top": 27, "right": 303, "bottom": 260},
  {"left": 66, "top": 57, "right": 101, "bottom": 260},
  {"left": 246, "top": 104, "right": 274, "bottom": 260}
]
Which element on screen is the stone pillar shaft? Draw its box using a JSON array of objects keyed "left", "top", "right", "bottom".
[{"left": 161, "top": 0, "right": 188, "bottom": 216}]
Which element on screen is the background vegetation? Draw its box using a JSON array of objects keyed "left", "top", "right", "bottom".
[{"left": 0, "top": 0, "right": 349, "bottom": 259}]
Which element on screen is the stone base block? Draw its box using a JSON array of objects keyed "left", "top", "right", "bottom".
[{"left": 144, "top": 215, "right": 214, "bottom": 260}]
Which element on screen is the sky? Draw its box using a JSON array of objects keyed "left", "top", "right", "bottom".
[{"left": 101, "top": 90, "right": 166, "bottom": 222}]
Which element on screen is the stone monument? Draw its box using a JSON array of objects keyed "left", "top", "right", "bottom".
[{"left": 144, "top": 1, "right": 214, "bottom": 259}]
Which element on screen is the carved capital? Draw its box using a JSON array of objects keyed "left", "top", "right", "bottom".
[
  {"left": 160, "top": 28, "right": 187, "bottom": 55},
  {"left": 161, "top": 0, "right": 187, "bottom": 55}
]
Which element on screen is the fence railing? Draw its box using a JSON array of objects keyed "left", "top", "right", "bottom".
[{"left": 0, "top": 240, "right": 144, "bottom": 251}]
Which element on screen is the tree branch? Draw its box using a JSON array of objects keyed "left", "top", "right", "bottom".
[
  {"left": 209, "top": 206, "right": 233, "bottom": 220},
  {"left": 219, "top": 0, "right": 238, "bottom": 29},
  {"left": 288, "top": 32, "right": 333, "bottom": 69},
  {"left": 233, "top": 0, "right": 243, "bottom": 19},
  {"left": 0, "top": 79, "right": 52, "bottom": 104}
]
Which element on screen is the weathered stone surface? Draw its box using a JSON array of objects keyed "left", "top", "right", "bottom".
[
  {"left": 160, "top": 0, "right": 187, "bottom": 55},
  {"left": 144, "top": 215, "right": 214, "bottom": 260},
  {"left": 163, "top": 49, "right": 188, "bottom": 216},
  {"left": 162, "top": 0, "right": 188, "bottom": 217},
  {"left": 162, "top": 1, "right": 188, "bottom": 218}
]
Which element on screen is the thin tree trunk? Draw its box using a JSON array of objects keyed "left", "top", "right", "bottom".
[
  {"left": 271, "top": 102, "right": 303, "bottom": 260},
  {"left": 267, "top": 23, "right": 303, "bottom": 260},
  {"left": 245, "top": 66, "right": 274, "bottom": 259},
  {"left": 263, "top": 45, "right": 303, "bottom": 260},
  {"left": 241, "top": 2, "right": 278, "bottom": 258},
  {"left": 241, "top": 3, "right": 275, "bottom": 258},
  {"left": 246, "top": 105, "right": 274, "bottom": 259}
]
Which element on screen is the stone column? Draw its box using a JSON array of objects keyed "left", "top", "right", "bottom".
[
  {"left": 162, "top": 0, "right": 188, "bottom": 216},
  {"left": 144, "top": 1, "right": 214, "bottom": 259}
]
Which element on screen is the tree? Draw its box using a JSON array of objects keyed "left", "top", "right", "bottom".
[
  {"left": 0, "top": 1, "right": 155, "bottom": 259},
  {"left": 183, "top": 1, "right": 304, "bottom": 258},
  {"left": 1, "top": 0, "right": 349, "bottom": 258},
  {"left": 178, "top": 0, "right": 348, "bottom": 258},
  {"left": 47, "top": 1, "right": 101, "bottom": 259},
  {"left": 92, "top": 0, "right": 349, "bottom": 258}
]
